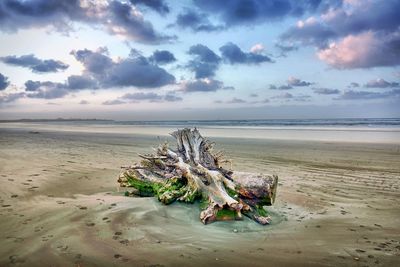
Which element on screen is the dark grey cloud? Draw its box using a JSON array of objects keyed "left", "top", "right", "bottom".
[
  {"left": 79, "top": 100, "right": 89, "bottom": 105},
  {"left": 192, "top": 0, "right": 340, "bottom": 26},
  {"left": 102, "top": 99, "right": 126, "bottom": 105},
  {"left": 105, "top": 57, "right": 175, "bottom": 88},
  {"left": 130, "top": 0, "right": 169, "bottom": 15},
  {"left": 269, "top": 84, "right": 293, "bottom": 90},
  {"left": 121, "top": 92, "right": 162, "bottom": 102},
  {"left": 103, "top": 91, "right": 182, "bottom": 105},
  {"left": 25, "top": 75, "right": 97, "bottom": 94},
  {"left": 24, "top": 80, "right": 68, "bottom": 99},
  {"left": 0, "top": 0, "right": 172, "bottom": 44},
  {"left": 272, "top": 92, "right": 312, "bottom": 101},
  {"left": 312, "top": 88, "right": 340, "bottom": 95},
  {"left": 294, "top": 94, "right": 312, "bottom": 102},
  {"left": 0, "top": 54, "right": 68, "bottom": 73},
  {"left": 70, "top": 48, "right": 113, "bottom": 75},
  {"left": 189, "top": 44, "right": 220, "bottom": 63},
  {"left": 0, "top": 73, "right": 10, "bottom": 90},
  {"left": 219, "top": 42, "right": 273, "bottom": 64},
  {"left": 67, "top": 75, "right": 97, "bottom": 90},
  {"left": 275, "top": 43, "right": 299, "bottom": 57},
  {"left": 164, "top": 93, "right": 183, "bottom": 102},
  {"left": 107, "top": 1, "right": 174, "bottom": 44},
  {"left": 8, "top": 47, "right": 176, "bottom": 102},
  {"left": 348, "top": 82, "right": 360, "bottom": 88},
  {"left": 176, "top": 9, "right": 223, "bottom": 32},
  {"left": 71, "top": 48, "right": 176, "bottom": 88},
  {"left": 149, "top": 50, "right": 176, "bottom": 65},
  {"left": 227, "top": 97, "right": 246, "bottom": 104},
  {"left": 335, "top": 89, "right": 400, "bottom": 100},
  {"left": 272, "top": 92, "right": 293, "bottom": 99},
  {"left": 187, "top": 44, "right": 221, "bottom": 78},
  {"left": 364, "top": 78, "right": 399, "bottom": 88},
  {"left": 250, "top": 93, "right": 258, "bottom": 97},
  {"left": 180, "top": 78, "right": 232, "bottom": 93},
  {"left": 287, "top": 76, "right": 312, "bottom": 87}
]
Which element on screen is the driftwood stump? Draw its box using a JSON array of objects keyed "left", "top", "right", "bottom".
[{"left": 118, "top": 128, "right": 278, "bottom": 225}]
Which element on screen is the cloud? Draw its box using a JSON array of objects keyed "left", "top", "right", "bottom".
[
  {"left": 348, "top": 82, "right": 360, "bottom": 88},
  {"left": 180, "top": 78, "right": 232, "bottom": 93},
  {"left": 192, "top": 0, "right": 339, "bottom": 26},
  {"left": 320, "top": 0, "right": 400, "bottom": 37},
  {"left": 149, "top": 50, "right": 176, "bottom": 65},
  {"left": 0, "top": 92, "right": 25, "bottom": 104},
  {"left": 227, "top": 97, "right": 246, "bottom": 104},
  {"left": 103, "top": 91, "right": 182, "bottom": 105},
  {"left": 24, "top": 80, "right": 69, "bottom": 99},
  {"left": 280, "top": 16, "right": 336, "bottom": 48},
  {"left": 0, "top": 73, "right": 10, "bottom": 90},
  {"left": 176, "top": 9, "right": 223, "bottom": 32},
  {"left": 272, "top": 92, "right": 312, "bottom": 101},
  {"left": 313, "top": 88, "right": 340, "bottom": 94},
  {"left": 0, "top": 0, "right": 173, "bottom": 44},
  {"left": 335, "top": 89, "right": 400, "bottom": 100},
  {"left": 107, "top": 57, "right": 175, "bottom": 88},
  {"left": 102, "top": 99, "right": 126, "bottom": 105},
  {"left": 280, "top": 1, "right": 400, "bottom": 68},
  {"left": 294, "top": 94, "right": 312, "bottom": 101},
  {"left": 121, "top": 92, "right": 182, "bottom": 102},
  {"left": 67, "top": 75, "right": 97, "bottom": 90},
  {"left": 129, "top": 0, "right": 169, "bottom": 15},
  {"left": 105, "top": 1, "right": 174, "bottom": 43},
  {"left": 364, "top": 78, "right": 399, "bottom": 88},
  {"left": 272, "top": 92, "right": 294, "bottom": 99},
  {"left": 0, "top": 54, "right": 68, "bottom": 73},
  {"left": 70, "top": 48, "right": 113, "bottom": 75},
  {"left": 269, "top": 84, "right": 293, "bottom": 90},
  {"left": 275, "top": 43, "right": 299, "bottom": 57},
  {"left": 249, "top": 93, "right": 258, "bottom": 97},
  {"left": 188, "top": 44, "right": 221, "bottom": 63},
  {"left": 71, "top": 48, "right": 176, "bottom": 88},
  {"left": 219, "top": 42, "right": 273, "bottom": 64},
  {"left": 79, "top": 100, "right": 89, "bottom": 105},
  {"left": 287, "top": 76, "right": 312, "bottom": 86},
  {"left": 164, "top": 93, "right": 183, "bottom": 102},
  {"left": 187, "top": 44, "right": 221, "bottom": 78},
  {"left": 317, "top": 31, "right": 400, "bottom": 69},
  {"left": 6, "top": 47, "right": 176, "bottom": 102},
  {"left": 121, "top": 92, "right": 162, "bottom": 102}
]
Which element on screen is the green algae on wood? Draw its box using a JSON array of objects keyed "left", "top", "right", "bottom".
[{"left": 117, "top": 128, "right": 278, "bottom": 225}]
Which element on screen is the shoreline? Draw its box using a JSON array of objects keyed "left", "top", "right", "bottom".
[{"left": 1, "top": 122, "right": 400, "bottom": 144}]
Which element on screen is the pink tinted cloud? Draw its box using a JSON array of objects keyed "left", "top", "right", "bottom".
[{"left": 317, "top": 31, "right": 400, "bottom": 69}]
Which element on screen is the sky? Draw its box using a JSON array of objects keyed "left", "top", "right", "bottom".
[{"left": 0, "top": 0, "right": 399, "bottom": 120}]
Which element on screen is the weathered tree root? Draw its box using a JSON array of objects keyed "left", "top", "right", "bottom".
[{"left": 117, "top": 128, "right": 278, "bottom": 225}]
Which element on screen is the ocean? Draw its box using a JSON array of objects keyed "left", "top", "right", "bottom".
[{"left": 1, "top": 118, "right": 400, "bottom": 143}]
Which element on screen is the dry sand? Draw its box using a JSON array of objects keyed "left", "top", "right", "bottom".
[{"left": 0, "top": 126, "right": 399, "bottom": 266}]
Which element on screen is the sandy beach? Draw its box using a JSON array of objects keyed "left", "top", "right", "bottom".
[{"left": 0, "top": 124, "right": 399, "bottom": 267}]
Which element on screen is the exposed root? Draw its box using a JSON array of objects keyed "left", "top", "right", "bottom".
[{"left": 118, "top": 128, "right": 278, "bottom": 225}]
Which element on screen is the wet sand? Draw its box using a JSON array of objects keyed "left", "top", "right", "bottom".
[{"left": 0, "top": 126, "right": 399, "bottom": 266}]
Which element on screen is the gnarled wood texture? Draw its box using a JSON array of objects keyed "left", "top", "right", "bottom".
[{"left": 117, "top": 128, "right": 278, "bottom": 225}]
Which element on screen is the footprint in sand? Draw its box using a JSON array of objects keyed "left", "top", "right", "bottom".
[{"left": 9, "top": 255, "right": 25, "bottom": 264}]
